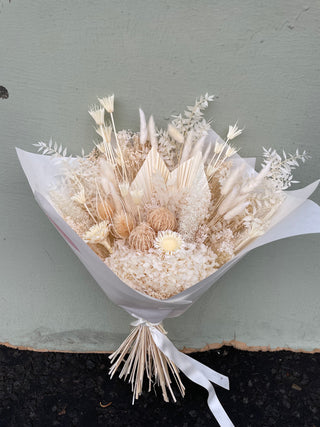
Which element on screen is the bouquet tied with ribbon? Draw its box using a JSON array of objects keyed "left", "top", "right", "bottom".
[{"left": 17, "top": 94, "right": 320, "bottom": 426}]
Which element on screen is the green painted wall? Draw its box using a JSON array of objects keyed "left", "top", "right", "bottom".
[{"left": 1, "top": 0, "right": 319, "bottom": 352}]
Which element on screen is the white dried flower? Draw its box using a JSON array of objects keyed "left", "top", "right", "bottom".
[
  {"left": 225, "top": 145, "right": 238, "bottom": 158},
  {"left": 214, "top": 141, "right": 224, "bottom": 154},
  {"left": 83, "top": 221, "right": 110, "bottom": 243},
  {"left": 154, "top": 231, "right": 184, "bottom": 255},
  {"left": 71, "top": 187, "right": 86, "bottom": 205},
  {"left": 98, "top": 95, "right": 114, "bottom": 113},
  {"left": 105, "top": 240, "right": 217, "bottom": 299},
  {"left": 88, "top": 106, "right": 105, "bottom": 126},
  {"left": 227, "top": 122, "right": 243, "bottom": 140},
  {"left": 96, "top": 125, "right": 112, "bottom": 143}
]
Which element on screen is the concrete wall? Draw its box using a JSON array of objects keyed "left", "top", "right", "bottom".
[{"left": 0, "top": 0, "right": 319, "bottom": 352}]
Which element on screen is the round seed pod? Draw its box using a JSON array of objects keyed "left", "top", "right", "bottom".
[
  {"left": 97, "top": 198, "right": 115, "bottom": 221},
  {"left": 113, "top": 212, "right": 135, "bottom": 239},
  {"left": 148, "top": 207, "right": 176, "bottom": 232},
  {"left": 129, "top": 222, "right": 156, "bottom": 251}
]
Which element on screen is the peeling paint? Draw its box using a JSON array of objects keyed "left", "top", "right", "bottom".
[{"left": 0, "top": 86, "right": 9, "bottom": 99}]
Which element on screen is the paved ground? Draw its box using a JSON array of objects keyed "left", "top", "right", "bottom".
[{"left": 0, "top": 345, "right": 319, "bottom": 426}]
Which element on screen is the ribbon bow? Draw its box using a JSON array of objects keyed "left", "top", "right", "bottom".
[{"left": 131, "top": 316, "right": 234, "bottom": 427}]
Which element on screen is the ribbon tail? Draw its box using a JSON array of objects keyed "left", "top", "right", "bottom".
[{"left": 150, "top": 327, "right": 234, "bottom": 427}]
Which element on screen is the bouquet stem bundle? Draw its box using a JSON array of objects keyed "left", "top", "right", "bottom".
[{"left": 109, "top": 322, "right": 185, "bottom": 403}]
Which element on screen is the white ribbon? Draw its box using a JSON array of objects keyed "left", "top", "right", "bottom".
[
  {"left": 131, "top": 317, "right": 234, "bottom": 427},
  {"left": 130, "top": 318, "right": 161, "bottom": 328}
]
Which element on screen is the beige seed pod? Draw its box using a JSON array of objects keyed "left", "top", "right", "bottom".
[
  {"left": 129, "top": 222, "right": 156, "bottom": 251},
  {"left": 97, "top": 198, "right": 115, "bottom": 221},
  {"left": 148, "top": 207, "right": 176, "bottom": 232},
  {"left": 113, "top": 212, "right": 135, "bottom": 238}
]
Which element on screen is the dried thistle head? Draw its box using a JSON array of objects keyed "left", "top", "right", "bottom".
[
  {"left": 147, "top": 207, "right": 176, "bottom": 232},
  {"left": 129, "top": 222, "right": 156, "bottom": 251}
]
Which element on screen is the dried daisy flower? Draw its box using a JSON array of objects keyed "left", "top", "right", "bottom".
[
  {"left": 154, "top": 230, "right": 184, "bottom": 255},
  {"left": 83, "top": 221, "right": 112, "bottom": 253}
]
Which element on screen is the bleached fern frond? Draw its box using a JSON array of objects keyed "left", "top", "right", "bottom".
[
  {"left": 262, "top": 147, "right": 310, "bottom": 190},
  {"left": 33, "top": 139, "right": 68, "bottom": 157},
  {"left": 171, "top": 93, "right": 214, "bottom": 137}
]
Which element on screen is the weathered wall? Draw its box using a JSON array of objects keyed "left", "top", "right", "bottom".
[{"left": 0, "top": 0, "right": 319, "bottom": 352}]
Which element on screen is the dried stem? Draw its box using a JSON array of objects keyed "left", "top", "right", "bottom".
[{"left": 109, "top": 323, "right": 185, "bottom": 403}]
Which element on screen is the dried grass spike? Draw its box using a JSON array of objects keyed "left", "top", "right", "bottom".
[
  {"left": 148, "top": 207, "right": 176, "bottom": 232},
  {"left": 113, "top": 212, "right": 135, "bottom": 238},
  {"left": 129, "top": 222, "right": 156, "bottom": 251}
]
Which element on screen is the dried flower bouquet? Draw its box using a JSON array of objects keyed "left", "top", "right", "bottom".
[{"left": 17, "top": 95, "right": 320, "bottom": 427}]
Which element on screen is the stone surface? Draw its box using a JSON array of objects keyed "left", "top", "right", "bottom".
[{"left": 0, "top": 0, "right": 319, "bottom": 351}]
